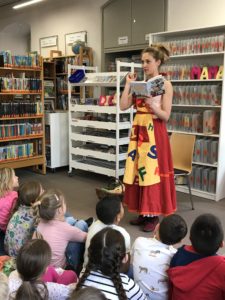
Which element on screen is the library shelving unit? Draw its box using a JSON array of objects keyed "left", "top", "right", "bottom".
[
  {"left": 68, "top": 61, "right": 142, "bottom": 178},
  {"left": 149, "top": 25, "right": 225, "bottom": 201},
  {"left": 0, "top": 55, "right": 46, "bottom": 174},
  {"left": 43, "top": 60, "right": 56, "bottom": 111},
  {"left": 53, "top": 47, "right": 93, "bottom": 110}
]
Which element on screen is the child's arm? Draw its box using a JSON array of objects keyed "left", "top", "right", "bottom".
[{"left": 63, "top": 222, "right": 87, "bottom": 243}]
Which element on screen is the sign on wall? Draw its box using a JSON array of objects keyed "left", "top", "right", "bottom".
[{"left": 39, "top": 35, "right": 58, "bottom": 58}]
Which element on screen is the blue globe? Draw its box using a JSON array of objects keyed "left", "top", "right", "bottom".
[{"left": 72, "top": 41, "right": 85, "bottom": 54}]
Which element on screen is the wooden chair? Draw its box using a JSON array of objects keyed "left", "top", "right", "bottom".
[{"left": 170, "top": 132, "right": 196, "bottom": 210}]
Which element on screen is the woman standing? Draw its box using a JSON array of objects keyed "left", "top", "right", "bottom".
[{"left": 120, "top": 45, "right": 176, "bottom": 232}]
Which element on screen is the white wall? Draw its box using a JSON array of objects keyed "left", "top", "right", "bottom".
[
  {"left": 0, "top": 0, "right": 225, "bottom": 67},
  {"left": 167, "top": 0, "right": 225, "bottom": 31},
  {"left": 0, "top": 0, "right": 107, "bottom": 68}
]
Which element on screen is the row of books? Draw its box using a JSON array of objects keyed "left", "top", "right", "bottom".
[
  {"left": 160, "top": 64, "right": 222, "bottom": 80},
  {"left": 44, "top": 80, "right": 55, "bottom": 98},
  {"left": 193, "top": 138, "right": 218, "bottom": 164},
  {"left": 56, "top": 78, "right": 68, "bottom": 92},
  {"left": 0, "top": 122, "right": 43, "bottom": 139},
  {"left": 0, "top": 102, "right": 43, "bottom": 117},
  {"left": 0, "top": 77, "right": 42, "bottom": 92},
  {"left": 167, "top": 111, "right": 219, "bottom": 134},
  {"left": 0, "top": 143, "right": 34, "bottom": 161},
  {"left": 173, "top": 84, "right": 221, "bottom": 106},
  {"left": 156, "top": 34, "right": 225, "bottom": 56},
  {"left": 57, "top": 95, "right": 68, "bottom": 110},
  {"left": 0, "top": 51, "right": 41, "bottom": 68},
  {"left": 190, "top": 166, "right": 217, "bottom": 193}
]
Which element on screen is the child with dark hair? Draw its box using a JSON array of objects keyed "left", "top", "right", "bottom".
[
  {"left": 82, "top": 196, "right": 130, "bottom": 271},
  {"left": 70, "top": 286, "right": 107, "bottom": 300},
  {"left": 168, "top": 213, "right": 225, "bottom": 300},
  {"left": 132, "top": 214, "right": 187, "bottom": 300},
  {"left": 4, "top": 180, "right": 43, "bottom": 257},
  {"left": 76, "top": 227, "right": 146, "bottom": 300},
  {"left": 35, "top": 189, "right": 87, "bottom": 273},
  {"left": 8, "top": 239, "right": 75, "bottom": 300}
]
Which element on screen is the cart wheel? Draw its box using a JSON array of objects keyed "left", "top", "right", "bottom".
[{"left": 68, "top": 171, "right": 73, "bottom": 177}]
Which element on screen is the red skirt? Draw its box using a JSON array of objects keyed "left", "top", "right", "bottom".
[{"left": 123, "top": 119, "right": 176, "bottom": 216}]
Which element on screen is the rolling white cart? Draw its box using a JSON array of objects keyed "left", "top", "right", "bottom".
[{"left": 68, "top": 61, "right": 142, "bottom": 178}]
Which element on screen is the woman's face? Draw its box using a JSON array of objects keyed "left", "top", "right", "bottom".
[{"left": 141, "top": 52, "right": 160, "bottom": 77}]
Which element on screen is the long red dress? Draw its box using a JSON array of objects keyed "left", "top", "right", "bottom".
[{"left": 123, "top": 96, "right": 176, "bottom": 216}]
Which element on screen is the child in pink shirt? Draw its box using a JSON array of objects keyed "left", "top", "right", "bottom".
[
  {"left": 0, "top": 168, "right": 19, "bottom": 255},
  {"left": 35, "top": 189, "right": 87, "bottom": 273}
]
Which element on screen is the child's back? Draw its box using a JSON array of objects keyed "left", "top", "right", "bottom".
[
  {"left": 168, "top": 213, "right": 225, "bottom": 300},
  {"left": 5, "top": 181, "right": 42, "bottom": 257},
  {"left": 83, "top": 196, "right": 130, "bottom": 270},
  {"left": 133, "top": 214, "right": 187, "bottom": 300}
]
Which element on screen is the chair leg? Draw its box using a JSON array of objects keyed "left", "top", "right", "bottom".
[{"left": 187, "top": 175, "right": 194, "bottom": 210}]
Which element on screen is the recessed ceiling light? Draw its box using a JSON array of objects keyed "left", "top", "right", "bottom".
[{"left": 13, "top": 0, "right": 44, "bottom": 9}]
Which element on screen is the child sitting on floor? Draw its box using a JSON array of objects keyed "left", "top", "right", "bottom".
[
  {"left": 35, "top": 189, "right": 87, "bottom": 273},
  {"left": 0, "top": 168, "right": 19, "bottom": 255},
  {"left": 76, "top": 227, "right": 146, "bottom": 300},
  {"left": 132, "top": 214, "right": 187, "bottom": 300},
  {"left": 82, "top": 195, "right": 130, "bottom": 272},
  {"left": 4, "top": 180, "right": 43, "bottom": 257},
  {"left": 168, "top": 213, "right": 225, "bottom": 300},
  {"left": 8, "top": 239, "right": 76, "bottom": 300}
]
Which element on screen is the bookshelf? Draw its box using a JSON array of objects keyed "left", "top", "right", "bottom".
[
  {"left": 53, "top": 47, "right": 93, "bottom": 110},
  {"left": 0, "top": 52, "right": 46, "bottom": 174},
  {"left": 68, "top": 61, "right": 141, "bottom": 178},
  {"left": 149, "top": 25, "right": 225, "bottom": 201},
  {"left": 43, "top": 61, "right": 56, "bottom": 111}
]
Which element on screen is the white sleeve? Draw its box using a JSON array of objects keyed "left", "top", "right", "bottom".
[{"left": 47, "top": 282, "right": 74, "bottom": 300}]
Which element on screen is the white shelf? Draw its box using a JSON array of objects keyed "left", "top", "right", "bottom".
[
  {"left": 192, "top": 161, "right": 218, "bottom": 168},
  {"left": 167, "top": 129, "right": 219, "bottom": 138},
  {"left": 70, "top": 160, "right": 125, "bottom": 177},
  {"left": 176, "top": 186, "right": 216, "bottom": 201},
  {"left": 171, "top": 79, "right": 223, "bottom": 83},
  {"left": 71, "top": 133, "right": 129, "bottom": 146},
  {"left": 150, "top": 25, "right": 225, "bottom": 201},
  {"left": 68, "top": 62, "right": 141, "bottom": 178},
  {"left": 71, "top": 119, "right": 131, "bottom": 130},
  {"left": 71, "top": 147, "right": 127, "bottom": 161},
  {"left": 70, "top": 104, "right": 132, "bottom": 114},
  {"left": 170, "top": 52, "right": 224, "bottom": 59},
  {"left": 172, "top": 104, "right": 221, "bottom": 108}
]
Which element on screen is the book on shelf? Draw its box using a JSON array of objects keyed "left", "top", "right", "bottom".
[
  {"left": 130, "top": 75, "right": 165, "bottom": 97},
  {"left": 44, "top": 80, "right": 55, "bottom": 98}
]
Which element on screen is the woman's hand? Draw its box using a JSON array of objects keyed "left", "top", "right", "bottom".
[
  {"left": 120, "top": 73, "right": 137, "bottom": 111},
  {"left": 126, "top": 72, "right": 137, "bottom": 84}
]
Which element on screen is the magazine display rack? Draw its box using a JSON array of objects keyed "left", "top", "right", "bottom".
[
  {"left": 149, "top": 25, "right": 225, "bottom": 201},
  {"left": 0, "top": 52, "right": 46, "bottom": 174},
  {"left": 68, "top": 61, "right": 142, "bottom": 178}
]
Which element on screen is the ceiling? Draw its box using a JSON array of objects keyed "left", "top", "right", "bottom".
[{"left": 0, "top": 0, "right": 20, "bottom": 7}]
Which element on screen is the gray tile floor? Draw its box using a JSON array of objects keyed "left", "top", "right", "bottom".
[{"left": 16, "top": 168, "right": 225, "bottom": 254}]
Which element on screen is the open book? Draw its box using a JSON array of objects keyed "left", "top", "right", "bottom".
[{"left": 130, "top": 75, "right": 165, "bottom": 97}]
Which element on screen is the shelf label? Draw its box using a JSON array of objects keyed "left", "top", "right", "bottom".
[{"left": 118, "top": 36, "right": 128, "bottom": 45}]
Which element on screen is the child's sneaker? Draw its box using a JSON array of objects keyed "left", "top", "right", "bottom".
[{"left": 85, "top": 217, "right": 95, "bottom": 227}]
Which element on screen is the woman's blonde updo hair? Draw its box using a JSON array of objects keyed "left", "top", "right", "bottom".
[{"left": 142, "top": 44, "right": 170, "bottom": 65}]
